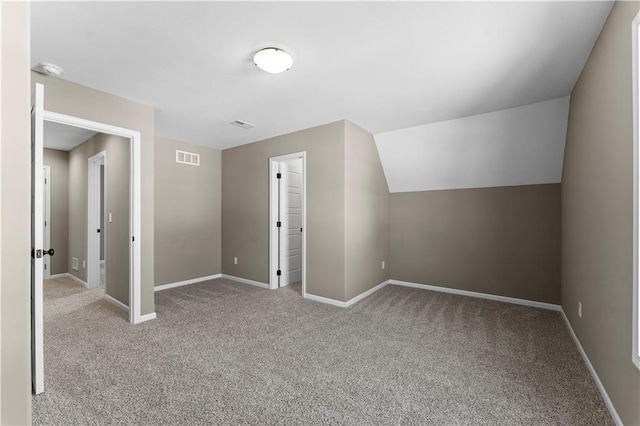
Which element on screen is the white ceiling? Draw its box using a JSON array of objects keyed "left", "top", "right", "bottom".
[
  {"left": 376, "top": 96, "right": 570, "bottom": 193},
  {"left": 31, "top": 1, "right": 612, "bottom": 151},
  {"left": 43, "top": 121, "right": 97, "bottom": 152}
]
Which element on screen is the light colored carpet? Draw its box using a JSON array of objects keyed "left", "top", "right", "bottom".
[{"left": 33, "top": 277, "right": 613, "bottom": 425}]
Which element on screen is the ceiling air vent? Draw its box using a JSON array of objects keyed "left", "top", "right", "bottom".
[
  {"left": 230, "top": 120, "right": 255, "bottom": 129},
  {"left": 176, "top": 150, "right": 200, "bottom": 166}
]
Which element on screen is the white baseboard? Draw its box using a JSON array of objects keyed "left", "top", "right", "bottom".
[
  {"left": 105, "top": 294, "right": 129, "bottom": 313},
  {"left": 389, "top": 279, "right": 562, "bottom": 311},
  {"left": 49, "top": 273, "right": 68, "bottom": 280},
  {"left": 221, "top": 274, "right": 269, "bottom": 289},
  {"left": 560, "top": 310, "right": 622, "bottom": 425},
  {"left": 345, "top": 280, "right": 390, "bottom": 307},
  {"left": 154, "top": 274, "right": 222, "bottom": 292},
  {"left": 50, "top": 272, "right": 89, "bottom": 289},
  {"left": 136, "top": 312, "right": 156, "bottom": 323},
  {"left": 304, "top": 293, "right": 349, "bottom": 307},
  {"left": 305, "top": 280, "right": 390, "bottom": 308}
]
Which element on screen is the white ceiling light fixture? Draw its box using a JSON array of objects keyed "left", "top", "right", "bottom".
[
  {"left": 34, "top": 62, "right": 64, "bottom": 76},
  {"left": 253, "top": 47, "right": 293, "bottom": 74}
]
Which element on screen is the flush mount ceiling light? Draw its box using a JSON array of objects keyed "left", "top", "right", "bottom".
[
  {"left": 34, "top": 62, "right": 64, "bottom": 76},
  {"left": 253, "top": 48, "right": 293, "bottom": 74}
]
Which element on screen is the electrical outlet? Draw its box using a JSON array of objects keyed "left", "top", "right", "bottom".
[
  {"left": 382, "top": 260, "right": 385, "bottom": 270},
  {"left": 82, "top": 260, "right": 86, "bottom": 269},
  {"left": 234, "top": 257, "right": 238, "bottom": 265},
  {"left": 578, "top": 302, "right": 582, "bottom": 318}
]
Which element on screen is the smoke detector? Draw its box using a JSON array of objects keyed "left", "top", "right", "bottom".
[
  {"left": 230, "top": 120, "right": 255, "bottom": 129},
  {"left": 34, "top": 62, "right": 64, "bottom": 76}
]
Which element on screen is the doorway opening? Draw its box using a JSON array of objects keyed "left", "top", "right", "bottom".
[
  {"left": 88, "top": 151, "right": 107, "bottom": 291},
  {"left": 31, "top": 82, "right": 143, "bottom": 395},
  {"left": 269, "top": 152, "right": 306, "bottom": 296}
]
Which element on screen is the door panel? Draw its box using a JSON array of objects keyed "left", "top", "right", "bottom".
[
  {"left": 31, "top": 83, "right": 45, "bottom": 394},
  {"left": 279, "top": 159, "right": 303, "bottom": 286}
]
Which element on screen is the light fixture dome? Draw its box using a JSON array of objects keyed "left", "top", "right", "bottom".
[
  {"left": 35, "top": 62, "right": 64, "bottom": 76},
  {"left": 253, "top": 48, "right": 293, "bottom": 74}
]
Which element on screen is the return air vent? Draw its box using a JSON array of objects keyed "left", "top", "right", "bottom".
[
  {"left": 72, "top": 257, "right": 79, "bottom": 271},
  {"left": 230, "top": 120, "right": 255, "bottom": 129},
  {"left": 176, "top": 150, "right": 200, "bottom": 166}
]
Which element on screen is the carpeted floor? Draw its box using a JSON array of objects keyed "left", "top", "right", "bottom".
[{"left": 33, "top": 277, "right": 613, "bottom": 425}]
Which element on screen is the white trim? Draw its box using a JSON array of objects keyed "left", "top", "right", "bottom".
[
  {"left": 345, "top": 280, "right": 390, "bottom": 307},
  {"left": 41, "top": 109, "right": 143, "bottom": 324},
  {"left": 389, "top": 280, "right": 562, "bottom": 311},
  {"left": 221, "top": 274, "right": 269, "bottom": 289},
  {"left": 304, "top": 293, "right": 349, "bottom": 308},
  {"left": 48, "top": 273, "right": 68, "bottom": 280},
  {"left": 632, "top": 10, "right": 640, "bottom": 371},
  {"left": 137, "top": 312, "right": 156, "bottom": 323},
  {"left": 47, "top": 272, "right": 88, "bottom": 289},
  {"left": 560, "top": 310, "right": 623, "bottom": 426},
  {"left": 269, "top": 151, "right": 307, "bottom": 297},
  {"left": 304, "top": 280, "right": 390, "bottom": 308},
  {"left": 43, "top": 165, "right": 51, "bottom": 279},
  {"left": 154, "top": 274, "right": 222, "bottom": 292},
  {"left": 105, "top": 294, "right": 129, "bottom": 313},
  {"left": 87, "top": 151, "right": 106, "bottom": 290}
]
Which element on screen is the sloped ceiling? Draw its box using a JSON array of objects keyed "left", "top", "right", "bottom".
[
  {"left": 32, "top": 2, "right": 611, "bottom": 148},
  {"left": 375, "top": 97, "right": 570, "bottom": 193}
]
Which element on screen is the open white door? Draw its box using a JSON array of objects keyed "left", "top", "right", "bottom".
[
  {"left": 279, "top": 160, "right": 303, "bottom": 286},
  {"left": 31, "top": 83, "right": 45, "bottom": 394}
]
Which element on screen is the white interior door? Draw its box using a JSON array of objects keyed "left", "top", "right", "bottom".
[
  {"left": 43, "top": 166, "right": 51, "bottom": 279},
  {"left": 88, "top": 152, "right": 106, "bottom": 289},
  {"left": 31, "top": 83, "right": 45, "bottom": 394},
  {"left": 279, "top": 159, "right": 303, "bottom": 286}
]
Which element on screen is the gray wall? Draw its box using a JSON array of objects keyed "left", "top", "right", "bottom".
[
  {"left": 0, "top": 2, "right": 31, "bottom": 423},
  {"left": 222, "top": 121, "right": 346, "bottom": 300},
  {"left": 44, "top": 148, "right": 69, "bottom": 275},
  {"left": 68, "top": 133, "right": 130, "bottom": 305},
  {"left": 32, "top": 72, "right": 155, "bottom": 315},
  {"left": 562, "top": 1, "right": 640, "bottom": 424},
  {"left": 344, "top": 121, "right": 390, "bottom": 300},
  {"left": 155, "top": 137, "right": 221, "bottom": 286},
  {"left": 390, "top": 184, "right": 561, "bottom": 304}
]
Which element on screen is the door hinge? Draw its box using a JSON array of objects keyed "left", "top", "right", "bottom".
[
  {"left": 276, "top": 173, "right": 281, "bottom": 179},
  {"left": 277, "top": 270, "right": 281, "bottom": 276},
  {"left": 276, "top": 221, "right": 281, "bottom": 228}
]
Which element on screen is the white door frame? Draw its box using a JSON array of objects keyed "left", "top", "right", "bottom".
[
  {"left": 43, "top": 165, "right": 51, "bottom": 279},
  {"left": 41, "top": 109, "right": 142, "bottom": 324},
  {"left": 269, "top": 152, "right": 306, "bottom": 297},
  {"left": 87, "top": 151, "right": 106, "bottom": 290}
]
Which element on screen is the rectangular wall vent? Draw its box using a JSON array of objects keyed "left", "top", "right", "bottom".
[
  {"left": 176, "top": 150, "right": 200, "bottom": 166},
  {"left": 230, "top": 120, "right": 255, "bottom": 129},
  {"left": 72, "top": 257, "right": 79, "bottom": 271}
]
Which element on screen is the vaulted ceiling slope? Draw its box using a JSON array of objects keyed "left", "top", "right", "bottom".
[
  {"left": 31, "top": 1, "right": 612, "bottom": 151},
  {"left": 376, "top": 96, "right": 570, "bottom": 193}
]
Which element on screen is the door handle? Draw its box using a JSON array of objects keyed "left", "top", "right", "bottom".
[{"left": 43, "top": 248, "right": 54, "bottom": 257}]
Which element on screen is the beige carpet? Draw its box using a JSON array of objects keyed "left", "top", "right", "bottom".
[{"left": 33, "top": 276, "right": 612, "bottom": 425}]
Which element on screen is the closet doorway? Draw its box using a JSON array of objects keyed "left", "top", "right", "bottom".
[{"left": 269, "top": 152, "right": 306, "bottom": 296}]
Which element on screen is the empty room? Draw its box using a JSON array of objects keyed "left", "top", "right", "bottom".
[{"left": 1, "top": 1, "right": 640, "bottom": 425}]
